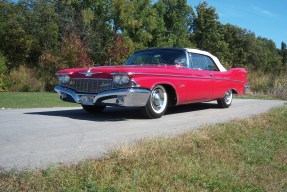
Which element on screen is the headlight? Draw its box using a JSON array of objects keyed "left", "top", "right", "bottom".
[
  {"left": 112, "top": 74, "right": 130, "bottom": 84},
  {"left": 58, "top": 75, "right": 70, "bottom": 84},
  {"left": 121, "top": 75, "right": 130, "bottom": 84},
  {"left": 113, "top": 75, "right": 122, "bottom": 84}
]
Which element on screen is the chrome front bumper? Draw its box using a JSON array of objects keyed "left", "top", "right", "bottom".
[{"left": 54, "top": 86, "right": 151, "bottom": 107}]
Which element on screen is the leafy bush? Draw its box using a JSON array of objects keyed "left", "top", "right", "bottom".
[
  {"left": 0, "top": 74, "right": 7, "bottom": 92},
  {"left": 8, "top": 65, "right": 43, "bottom": 92},
  {"left": 0, "top": 53, "right": 8, "bottom": 73},
  {"left": 38, "top": 51, "right": 60, "bottom": 91},
  {"left": 38, "top": 32, "right": 93, "bottom": 91},
  {"left": 103, "top": 35, "right": 133, "bottom": 65},
  {"left": 0, "top": 53, "right": 8, "bottom": 91}
]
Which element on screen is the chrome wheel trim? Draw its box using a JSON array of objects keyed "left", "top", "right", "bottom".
[
  {"left": 150, "top": 86, "right": 167, "bottom": 114},
  {"left": 224, "top": 90, "right": 233, "bottom": 105}
]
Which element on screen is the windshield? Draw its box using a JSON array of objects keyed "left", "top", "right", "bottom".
[{"left": 124, "top": 49, "right": 187, "bottom": 66}]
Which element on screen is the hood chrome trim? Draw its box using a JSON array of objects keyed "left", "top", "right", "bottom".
[{"left": 78, "top": 68, "right": 103, "bottom": 77}]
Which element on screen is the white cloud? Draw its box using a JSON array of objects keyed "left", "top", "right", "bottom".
[{"left": 251, "top": 5, "right": 275, "bottom": 17}]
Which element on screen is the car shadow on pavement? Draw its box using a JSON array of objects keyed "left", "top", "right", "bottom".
[
  {"left": 25, "top": 107, "right": 144, "bottom": 122},
  {"left": 166, "top": 102, "right": 219, "bottom": 115},
  {"left": 25, "top": 102, "right": 219, "bottom": 121}
]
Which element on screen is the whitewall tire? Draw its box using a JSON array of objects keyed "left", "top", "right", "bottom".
[
  {"left": 217, "top": 90, "right": 233, "bottom": 108},
  {"left": 142, "top": 85, "right": 168, "bottom": 118}
]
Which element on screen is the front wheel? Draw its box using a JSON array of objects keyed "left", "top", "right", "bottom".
[
  {"left": 142, "top": 85, "right": 168, "bottom": 119},
  {"left": 82, "top": 105, "right": 106, "bottom": 113},
  {"left": 217, "top": 90, "right": 233, "bottom": 108}
]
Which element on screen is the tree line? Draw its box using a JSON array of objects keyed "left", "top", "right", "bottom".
[{"left": 0, "top": 0, "right": 286, "bottom": 91}]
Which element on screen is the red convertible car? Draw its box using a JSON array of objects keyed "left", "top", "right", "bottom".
[{"left": 55, "top": 48, "right": 248, "bottom": 118}]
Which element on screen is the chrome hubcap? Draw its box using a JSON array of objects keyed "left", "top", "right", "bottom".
[
  {"left": 151, "top": 87, "right": 167, "bottom": 113},
  {"left": 224, "top": 90, "right": 233, "bottom": 105}
]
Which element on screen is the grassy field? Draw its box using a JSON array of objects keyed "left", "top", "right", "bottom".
[
  {"left": 1, "top": 106, "right": 286, "bottom": 191},
  {"left": 0, "top": 92, "right": 77, "bottom": 108}
]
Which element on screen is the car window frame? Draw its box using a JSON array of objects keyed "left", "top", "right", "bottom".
[
  {"left": 124, "top": 49, "right": 188, "bottom": 66},
  {"left": 188, "top": 53, "right": 219, "bottom": 71}
]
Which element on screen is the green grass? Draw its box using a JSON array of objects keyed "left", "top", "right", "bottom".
[
  {"left": 0, "top": 92, "right": 78, "bottom": 108},
  {"left": 1, "top": 106, "right": 287, "bottom": 191}
]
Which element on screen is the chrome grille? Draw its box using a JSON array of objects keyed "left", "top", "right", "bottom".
[{"left": 60, "top": 78, "right": 132, "bottom": 93}]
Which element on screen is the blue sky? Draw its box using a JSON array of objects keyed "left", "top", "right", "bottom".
[{"left": 189, "top": 0, "right": 287, "bottom": 48}]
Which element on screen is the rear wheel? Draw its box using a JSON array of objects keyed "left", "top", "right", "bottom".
[
  {"left": 217, "top": 90, "right": 233, "bottom": 108},
  {"left": 82, "top": 105, "right": 106, "bottom": 113},
  {"left": 142, "top": 85, "right": 168, "bottom": 119}
]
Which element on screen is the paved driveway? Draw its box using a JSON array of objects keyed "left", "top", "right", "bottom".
[{"left": 0, "top": 99, "right": 285, "bottom": 171}]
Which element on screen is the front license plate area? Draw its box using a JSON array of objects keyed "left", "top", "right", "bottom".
[{"left": 80, "top": 95, "right": 94, "bottom": 105}]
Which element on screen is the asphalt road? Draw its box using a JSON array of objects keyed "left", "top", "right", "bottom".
[{"left": 0, "top": 99, "right": 285, "bottom": 171}]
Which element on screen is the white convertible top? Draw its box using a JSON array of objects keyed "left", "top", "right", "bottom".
[{"left": 185, "top": 48, "right": 227, "bottom": 72}]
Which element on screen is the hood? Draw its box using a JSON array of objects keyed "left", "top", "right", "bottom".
[{"left": 57, "top": 65, "right": 185, "bottom": 78}]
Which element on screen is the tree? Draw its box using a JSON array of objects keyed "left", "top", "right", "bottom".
[
  {"left": 0, "top": 1, "right": 33, "bottom": 70},
  {"left": 55, "top": 0, "right": 113, "bottom": 63},
  {"left": 110, "top": 0, "right": 158, "bottom": 49},
  {"left": 257, "top": 37, "right": 281, "bottom": 71},
  {"left": 80, "top": 0, "right": 113, "bottom": 63},
  {"left": 191, "top": 2, "right": 228, "bottom": 62},
  {"left": 281, "top": 41, "right": 287, "bottom": 66},
  {"left": 19, "top": 0, "right": 60, "bottom": 67},
  {"left": 104, "top": 34, "right": 133, "bottom": 65},
  {"left": 153, "top": 0, "right": 194, "bottom": 47},
  {"left": 221, "top": 24, "right": 248, "bottom": 68},
  {"left": 38, "top": 32, "right": 93, "bottom": 90},
  {"left": 0, "top": 0, "right": 285, "bottom": 92}
]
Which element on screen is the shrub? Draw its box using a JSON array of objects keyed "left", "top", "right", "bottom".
[
  {"left": 104, "top": 35, "right": 133, "bottom": 65},
  {"left": 0, "top": 74, "right": 7, "bottom": 92},
  {"left": 8, "top": 65, "right": 43, "bottom": 92},
  {"left": 248, "top": 70, "right": 287, "bottom": 99},
  {"left": 38, "top": 32, "right": 93, "bottom": 91},
  {"left": 0, "top": 53, "right": 8, "bottom": 91},
  {"left": 38, "top": 51, "right": 60, "bottom": 91}
]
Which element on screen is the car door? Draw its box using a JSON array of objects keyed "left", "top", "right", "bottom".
[
  {"left": 203, "top": 55, "right": 226, "bottom": 99},
  {"left": 212, "top": 70, "right": 232, "bottom": 99},
  {"left": 185, "top": 53, "right": 214, "bottom": 102}
]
